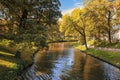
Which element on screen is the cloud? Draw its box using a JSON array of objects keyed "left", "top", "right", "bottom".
[
  {"left": 74, "top": 2, "right": 83, "bottom": 7},
  {"left": 61, "top": 8, "right": 74, "bottom": 15},
  {"left": 73, "top": 0, "right": 83, "bottom": 7},
  {"left": 59, "top": 9, "right": 74, "bottom": 21}
]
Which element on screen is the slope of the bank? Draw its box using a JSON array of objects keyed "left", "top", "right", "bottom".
[
  {"left": 74, "top": 43, "right": 120, "bottom": 68},
  {"left": 86, "top": 49, "right": 120, "bottom": 67}
]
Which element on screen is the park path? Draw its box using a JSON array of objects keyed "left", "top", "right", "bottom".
[{"left": 90, "top": 46, "right": 120, "bottom": 52}]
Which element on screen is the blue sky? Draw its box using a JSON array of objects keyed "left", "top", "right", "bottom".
[{"left": 59, "top": 0, "right": 83, "bottom": 14}]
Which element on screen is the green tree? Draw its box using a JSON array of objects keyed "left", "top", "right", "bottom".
[
  {"left": 60, "top": 8, "right": 90, "bottom": 49},
  {"left": 0, "top": 0, "right": 61, "bottom": 50},
  {"left": 86, "top": 0, "right": 117, "bottom": 45}
]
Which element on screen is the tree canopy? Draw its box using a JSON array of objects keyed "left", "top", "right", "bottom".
[
  {"left": 60, "top": 0, "right": 120, "bottom": 48},
  {"left": 0, "top": 0, "right": 61, "bottom": 49}
]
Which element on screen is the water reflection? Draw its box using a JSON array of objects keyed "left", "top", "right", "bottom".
[
  {"left": 51, "top": 48, "right": 74, "bottom": 80},
  {"left": 84, "top": 56, "right": 105, "bottom": 80},
  {"left": 35, "top": 43, "right": 120, "bottom": 80},
  {"left": 102, "top": 62, "right": 120, "bottom": 80}
]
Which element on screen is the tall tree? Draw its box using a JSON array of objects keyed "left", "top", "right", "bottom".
[
  {"left": 0, "top": 0, "right": 61, "bottom": 49},
  {"left": 60, "top": 8, "right": 90, "bottom": 49},
  {"left": 86, "top": 0, "right": 117, "bottom": 45}
]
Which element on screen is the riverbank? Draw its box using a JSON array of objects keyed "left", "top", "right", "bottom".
[
  {"left": 73, "top": 43, "right": 120, "bottom": 68},
  {"left": 0, "top": 48, "right": 26, "bottom": 80},
  {"left": 86, "top": 49, "right": 120, "bottom": 68},
  {"left": 0, "top": 45, "right": 37, "bottom": 80},
  {"left": 0, "top": 39, "right": 48, "bottom": 80}
]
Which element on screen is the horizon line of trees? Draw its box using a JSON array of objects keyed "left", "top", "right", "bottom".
[{"left": 60, "top": 0, "right": 120, "bottom": 49}]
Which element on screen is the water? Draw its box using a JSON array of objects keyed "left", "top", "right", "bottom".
[{"left": 35, "top": 43, "right": 120, "bottom": 80}]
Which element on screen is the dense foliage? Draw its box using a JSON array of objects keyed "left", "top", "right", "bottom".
[
  {"left": 60, "top": 0, "right": 120, "bottom": 49},
  {"left": 0, "top": 0, "right": 61, "bottom": 49}
]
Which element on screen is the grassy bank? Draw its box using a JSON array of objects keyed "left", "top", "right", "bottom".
[
  {"left": 0, "top": 39, "right": 38, "bottom": 80},
  {"left": 73, "top": 42, "right": 120, "bottom": 67},
  {"left": 86, "top": 49, "right": 120, "bottom": 67},
  {"left": 0, "top": 49, "right": 26, "bottom": 80},
  {"left": 73, "top": 42, "right": 86, "bottom": 51}
]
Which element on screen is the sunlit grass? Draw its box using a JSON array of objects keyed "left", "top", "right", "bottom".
[
  {"left": 73, "top": 42, "right": 120, "bottom": 67},
  {"left": 73, "top": 42, "right": 87, "bottom": 50},
  {"left": 0, "top": 51, "right": 14, "bottom": 57},
  {"left": 0, "top": 59, "right": 16, "bottom": 68},
  {"left": 0, "top": 39, "right": 38, "bottom": 79},
  {"left": 75, "top": 45, "right": 86, "bottom": 50},
  {"left": 0, "top": 50, "right": 18, "bottom": 80},
  {"left": 86, "top": 49, "right": 120, "bottom": 67},
  {"left": 0, "top": 49, "right": 26, "bottom": 80},
  {"left": 0, "top": 39, "right": 37, "bottom": 62}
]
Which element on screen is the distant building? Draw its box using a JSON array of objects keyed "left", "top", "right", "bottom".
[
  {"left": 113, "top": 29, "right": 120, "bottom": 40},
  {"left": 113, "top": 25, "right": 120, "bottom": 41}
]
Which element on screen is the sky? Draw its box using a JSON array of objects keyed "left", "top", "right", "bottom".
[{"left": 59, "top": 0, "right": 83, "bottom": 15}]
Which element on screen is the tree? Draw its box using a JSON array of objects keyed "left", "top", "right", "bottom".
[
  {"left": 0, "top": 0, "right": 61, "bottom": 50},
  {"left": 115, "top": 0, "right": 120, "bottom": 24},
  {"left": 85, "top": 0, "right": 117, "bottom": 45},
  {"left": 60, "top": 8, "right": 90, "bottom": 49}
]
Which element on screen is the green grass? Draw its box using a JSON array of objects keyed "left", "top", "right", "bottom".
[
  {"left": 110, "top": 43, "right": 120, "bottom": 48},
  {"left": 73, "top": 42, "right": 87, "bottom": 50},
  {"left": 86, "top": 49, "right": 120, "bottom": 67},
  {"left": 0, "top": 50, "right": 26, "bottom": 80},
  {"left": 0, "top": 39, "right": 37, "bottom": 62},
  {"left": 75, "top": 45, "right": 86, "bottom": 50},
  {"left": 73, "top": 41, "right": 120, "bottom": 67},
  {"left": 0, "top": 39, "right": 36, "bottom": 80}
]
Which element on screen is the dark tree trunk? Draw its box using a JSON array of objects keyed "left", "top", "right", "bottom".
[
  {"left": 15, "top": 51, "right": 21, "bottom": 58},
  {"left": 72, "top": 21, "right": 88, "bottom": 49},
  {"left": 83, "top": 29, "right": 88, "bottom": 50},
  {"left": 19, "top": 9, "right": 28, "bottom": 29},
  {"left": 107, "top": 10, "right": 112, "bottom": 45}
]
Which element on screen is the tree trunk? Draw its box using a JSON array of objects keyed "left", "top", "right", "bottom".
[
  {"left": 19, "top": 9, "right": 28, "bottom": 29},
  {"left": 83, "top": 29, "right": 88, "bottom": 50},
  {"left": 107, "top": 11, "right": 112, "bottom": 45},
  {"left": 108, "top": 27, "right": 111, "bottom": 44},
  {"left": 108, "top": 11, "right": 112, "bottom": 45}
]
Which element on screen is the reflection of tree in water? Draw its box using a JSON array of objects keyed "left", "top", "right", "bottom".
[
  {"left": 48, "top": 42, "right": 73, "bottom": 51},
  {"left": 36, "top": 47, "right": 75, "bottom": 80},
  {"left": 36, "top": 51, "right": 59, "bottom": 74},
  {"left": 48, "top": 43, "right": 65, "bottom": 51},
  {"left": 69, "top": 50, "right": 86, "bottom": 80},
  {"left": 84, "top": 56, "right": 104, "bottom": 80},
  {"left": 35, "top": 43, "right": 120, "bottom": 80}
]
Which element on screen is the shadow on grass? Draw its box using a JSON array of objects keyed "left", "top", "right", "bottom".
[
  {"left": 0, "top": 50, "right": 26, "bottom": 80},
  {"left": 0, "top": 46, "right": 15, "bottom": 54},
  {"left": 0, "top": 51, "right": 20, "bottom": 64},
  {"left": 0, "top": 64, "right": 19, "bottom": 80}
]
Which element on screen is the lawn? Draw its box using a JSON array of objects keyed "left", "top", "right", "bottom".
[
  {"left": 0, "top": 50, "right": 26, "bottom": 80},
  {"left": 86, "top": 49, "right": 120, "bottom": 67},
  {"left": 0, "top": 39, "right": 38, "bottom": 80},
  {"left": 73, "top": 41, "right": 120, "bottom": 67},
  {"left": 73, "top": 42, "right": 87, "bottom": 50}
]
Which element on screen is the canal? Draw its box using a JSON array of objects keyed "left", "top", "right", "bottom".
[{"left": 21, "top": 43, "right": 120, "bottom": 80}]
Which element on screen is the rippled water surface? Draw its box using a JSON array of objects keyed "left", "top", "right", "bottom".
[{"left": 35, "top": 43, "right": 120, "bottom": 80}]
